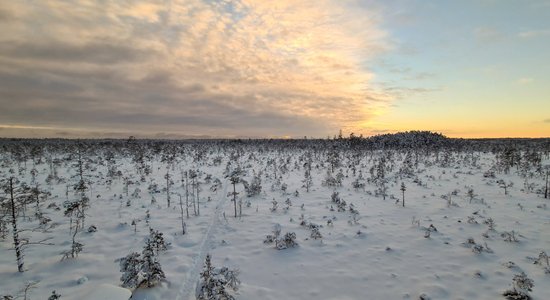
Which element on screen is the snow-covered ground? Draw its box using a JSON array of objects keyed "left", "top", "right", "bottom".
[{"left": 1, "top": 142, "right": 549, "bottom": 300}]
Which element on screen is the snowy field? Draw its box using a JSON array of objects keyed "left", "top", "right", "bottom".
[{"left": 1, "top": 137, "right": 549, "bottom": 300}]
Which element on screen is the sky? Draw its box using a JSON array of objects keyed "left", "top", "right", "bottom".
[{"left": 0, "top": 0, "right": 549, "bottom": 139}]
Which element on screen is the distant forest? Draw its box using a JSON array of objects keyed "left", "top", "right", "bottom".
[{"left": 1, "top": 131, "right": 549, "bottom": 153}]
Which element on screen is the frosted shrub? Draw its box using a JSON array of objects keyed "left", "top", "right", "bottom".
[
  {"left": 330, "top": 192, "right": 347, "bottom": 212},
  {"left": 501, "top": 231, "right": 519, "bottom": 243},
  {"left": 48, "top": 290, "right": 61, "bottom": 300},
  {"left": 462, "top": 237, "right": 491, "bottom": 254},
  {"left": 277, "top": 232, "right": 298, "bottom": 250},
  {"left": 310, "top": 227, "right": 322, "bottom": 240},
  {"left": 533, "top": 251, "right": 550, "bottom": 274},
  {"left": 484, "top": 218, "right": 496, "bottom": 230},
  {"left": 270, "top": 199, "right": 278, "bottom": 212},
  {"left": 503, "top": 272, "right": 534, "bottom": 300},
  {"left": 263, "top": 224, "right": 298, "bottom": 250}
]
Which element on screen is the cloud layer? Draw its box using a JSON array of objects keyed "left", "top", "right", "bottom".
[{"left": 0, "top": 0, "right": 390, "bottom": 138}]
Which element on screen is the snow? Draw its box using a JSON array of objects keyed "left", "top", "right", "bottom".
[
  {"left": 81, "top": 284, "right": 131, "bottom": 300},
  {"left": 1, "top": 142, "right": 549, "bottom": 300}
]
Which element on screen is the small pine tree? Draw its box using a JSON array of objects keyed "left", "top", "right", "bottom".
[
  {"left": 467, "top": 188, "right": 476, "bottom": 203},
  {"left": 277, "top": 232, "right": 298, "bottom": 250},
  {"left": 48, "top": 290, "right": 61, "bottom": 300},
  {"left": 141, "top": 239, "right": 166, "bottom": 288},
  {"left": 544, "top": 167, "right": 549, "bottom": 199},
  {"left": 197, "top": 254, "right": 240, "bottom": 300},
  {"left": 302, "top": 168, "right": 313, "bottom": 192},
  {"left": 497, "top": 180, "right": 513, "bottom": 195},
  {"left": 117, "top": 237, "right": 166, "bottom": 289},
  {"left": 503, "top": 272, "right": 534, "bottom": 300},
  {"left": 245, "top": 171, "right": 262, "bottom": 197},
  {"left": 400, "top": 182, "right": 406, "bottom": 207},
  {"left": 148, "top": 228, "right": 168, "bottom": 255},
  {"left": 118, "top": 252, "right": 143, "bottom": 289}
]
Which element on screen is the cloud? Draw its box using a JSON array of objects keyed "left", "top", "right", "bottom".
[
  {"left": 0, "top": 40, "right": 154, "bottom": 64},
  {"left": 377, "top": 85, "right": 441, "bottom": 101},
  {"left": 544, "top": 118, "right": 550, "bottom": 123},
  {"left": 0, "top": 0, "right": 391, "bottom": 138},
  {"left": 518, "top": 29, "right": 550, "bottom": 38}
]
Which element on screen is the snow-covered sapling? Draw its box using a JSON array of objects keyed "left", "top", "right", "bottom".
[
  {"left": 118, "top": 252, "right": 143, "bottom": 289},
  {"left": 226, "top": 168, "right": 244, "bottom": 218},
  {"left": 196, "top": 254, "right": 240, "bottom": 300},
  {"left": 277, "top": 232, "right": 298, "bottom": 250},
  {"left": 400, "top": 182, "right": 406, "bottom": 207},
  {"left": 423, "top": 224, "right": 437, "bottom": 238},
  {"left": 4, "top": 177, "right": 53, "bottom": 271},
  {"left": 352, "top": 176, "right": 365, "bottom": 190},
  {"left": 467, "top": 188, "right": 476, "bottom": 203},
  {"left": 302, "top": 167, "right": 313, "bottom": 192},
  {"left": 270, "top": 199, "right": 278, "bottom": 212},
  {"left": 534, "top": 251, "right": 549, "bottom": 266},
  {"left": 501, "top": 231, "right": 519, "bottom": 243},
  {"left": 141, "top": 238, "right": 166, "bottom": 288},
  {"left": 467, "top": 215, "right": 478, "bottom": 224},
  {"left": 285, "top": 198, "right": 292, "bottom": 207},
  {"left": 544, "top": 167, "right": 549, "bottom": 199},
  {"left": 148, "top": 228, "right": 168, "bottom": 255},
  {"left": 12, "top": 281, "right": 39, "bottom": 300},
  {"left": 164, "top": 169, "right": 172, "bottom": 208},
  {"left": 244, "top": 171, "right": 262, "bottom": 197},
  {"left": 472, "top": 244, "right": 484, "bottom": 254},
  {"left": 348, "top": 206, "right": 360, "bottom": 225},
  {"left": 533, "top": 251, "right": 550, "bottom": 274},
  {"left": 5, "top": 177, "right": 24, "bottom": 272},
  {"left": 310, "top": 227, "right": 322, "bottom": 240},
  {"left": 87, "top": 225, "right": 97, "bottom": 233},
  {"left": 281, "top": 183, "right": 288, "bottom": 194},
  {"left": 484, "top": 218, "right": 496, "bottom": 231},
  {"left": 497, "top": 180, "right": 513, "bottom": 195},
  {"left": 264, "top": 223, "right": 281, "bottom": 244},
  {"left": 0, "top": 217, "right": 7, "bottom": 240},
  {"left": 178, "top": 194, "right": 186, "bottom": 234},
  {"left": 48, "top": 290, "right": 61, "bottom": 300},
  {"left": 503, "top": 272, "right": 534, "bottom": 300},
  {"left": 331, "top": 192, "right": 347, "bottom": 212},
  {"left": 264, "top": 224, "right": 298, "bottom": 250},
  {"left": 118, "top": 239, "right": 166, "bottom": 289},
  {"left": 132, "top": 187, "right": 141, "bottom": 199},
  {"left": 322, "top": 169, "right": 339, "bottom": 187}
]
